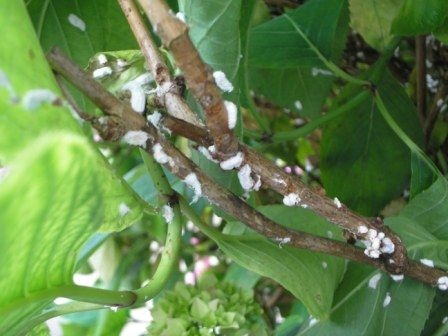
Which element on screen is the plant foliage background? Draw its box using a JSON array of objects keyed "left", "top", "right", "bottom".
[{"left": 0, "top": 0, "right": 448, "bottom": 335}]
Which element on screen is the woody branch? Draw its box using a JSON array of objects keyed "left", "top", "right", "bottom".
[
  {"left": 47, "top": 47, "right": 446, "bottom": 288},
  {"left": 125, "top": 0, "right": 409, "bottom": 273}
]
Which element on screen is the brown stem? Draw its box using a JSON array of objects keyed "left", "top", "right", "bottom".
[
  {"left": 46, "top": 48, "right": 446, "bottom": 288},
  {"left": 416, "top": 35, "right": 427, "bottom": 126},
  {"left": 136, "top": 0, "right": 239, "bottom": 157},
  {"left": 117, "top": 0, "right": 200, "bottom": 126}
]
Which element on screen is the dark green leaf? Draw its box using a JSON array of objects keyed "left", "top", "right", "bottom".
[
  {"left": 248, "top": 0, "right": 349, "bottom": 118},
  {"left": 320, "top": 70, "right": 424, "bottom": 215},
  {"left": 298, "top": 263, "right": 434, "bottom": 336},
  {"left": 214, "top": 205, "right": 345, "bottom": 319},
  {"left": 249, "top": 0, "right": 348, "bottom": 68},
  {"left": 410, "top": 152, "right": 438, "bottom": 198},
  {"left": 391, "top": 0, "right": 448, "bottom": 36}
]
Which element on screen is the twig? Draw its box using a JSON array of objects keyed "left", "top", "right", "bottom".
[
  {"left": 46, "top": 48, "right": 447, "bottom": 288},
  {"left": 137, "top": 0, "right": 239, "bottom": 157},
  {"left": 118, "top": 0, "right": 200, "bottom": 126},
  {"left": 416, "top": 35, "right": 427, "bottom": 126}
]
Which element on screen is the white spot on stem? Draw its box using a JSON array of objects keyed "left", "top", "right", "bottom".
[
  {"left": 283, "top": 193, "right": 301, "bottom": 206},
  {"left": 122, "top": 131, "right": 150, "bottom": 148},
  {"left": 153, "top": 143, "right": 174, "bottom": 166},
  {"left": 97, "top": 54, "right": 108, "bottom": 65},
  {"left": 184, "top": 173, "right": 202, "bottom": 203},
  {"left": 390, "top": 274, "right": 404, "bottom": 282},
  {"left": 333, "top": 197, "right": 342, "bottom": 208},
  {"left": 213, "top": 71, "right": 234, "bottom": 92},
  {"left": 220, "top": 152, "right": 244, "bottom": 170},
  {"left": 162, "top": 205, "right": 174, "bottom": 224},
  {"left": 420, "top": 259, "right": 434, "bottom": 267},
  {"left": 224, "top": 100, "right": 237, "bottom": 129},
  {"left": 93, "top": 66, "right": 112, "bottom": 79},
  {"left": 175, "top": 12, "right": 186, "bottom": 23},
  {"left": 294, "top": 100, "right": 303, "bottom": 111},
  {"left": 437, "top": 276, "right": 448, "bottom": 290}
]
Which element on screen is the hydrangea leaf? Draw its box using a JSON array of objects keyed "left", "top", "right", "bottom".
[
  {"left": 217, "top": 205, "right": 345, "bottom": 319},
  {"left": 0, "top": 133, "right": 103, "bottom": 334}
]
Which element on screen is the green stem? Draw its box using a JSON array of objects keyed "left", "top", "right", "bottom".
[
  {"left": 12, "top": 302, "right": 105, "bottom": 336},
  {"left": 272, "top": 91, "right": 369, "bottom": 142},
  {"left": 134, "top": 149, "right": 182, "bottom": 304},
  {"left": 374, "top": 92, "right": 440, "bottom": 176},
  {"left": 433, "top": 320, "right": 448, "bottom": 336},
  {"left": 284, "top": 15, "right": 370, "bottom": 86},
  {"left": 0, "top": 285, "right": 137, "bottom": 318}
]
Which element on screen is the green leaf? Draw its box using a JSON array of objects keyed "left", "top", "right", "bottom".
[
  {"left": 300, "top": 177, "right": 448, "bottom": 335},
  {"left": 248, "top": 0, "right": 349, "bottom": 119},
  {"left": 249, "top": 0, "right": 348, "bottom": 68},
  {"left": 0, "top": 133, "right": 102, "bottom": 334},
  {"left": 27, "top": 0, "right": 138, "bottom": 110},
  {"left": 0, "top": 0, "right": 145, "bottom": 233},
  {"left": 410, "top": 152, "right": 438, "bottom": 199},
  {"left": 215, "top": 205, "right": 345, "bottom": 319},
  {"left": 391, "top": 0, "right": 448, "bottom": 36},
  {"left": 320, "top": 70, "right": 424, "bottom": 215},
  {"left": 27, "top": 0, "right": 138, "bottom": 67},
  {"left": 349, "top": 0, "right": 403, "bottom": 51},
  {"left": 399, "top": 177, "right": 448, "bottom": 240},
  {"left": 179, "top": 0, "right": 244, "bottom": 99},
  {"left": 298, "top": 264, "right": 434, "bottom": 336}
]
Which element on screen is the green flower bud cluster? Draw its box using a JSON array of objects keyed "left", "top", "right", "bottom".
[{"left": 148, "top": 273, "right": 269, "bottom": 335}]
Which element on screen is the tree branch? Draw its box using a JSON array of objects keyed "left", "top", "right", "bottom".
[
  {"left": 136, "top": 0, "right": 239, "bottom": 157},
  {"left": 118, "top": 0, "right": 201, "bottom": 126},
  {"left": 416, "top": 35, "right": 427, "bottom": 126},
  {"left": 46, "top": 48, "right": 447, "bottom": 289}
]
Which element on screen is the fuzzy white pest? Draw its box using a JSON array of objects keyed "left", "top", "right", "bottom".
[
  {"left": 390, "top": 274, "right": 404, "bottom": 282},
  {"left": 213, "top": 71, "right": 234, "bottom": 92},
  {"left": 363, "top": 229, "right": 395, "bottom": 259},
  {"left": 156, "top": 81, "right": 172, "bottom": 96},
  {"left": 92, "top": 66, "right": 112, "bottom": 79},
  {"left": 175, "top": 12, "right": 186, "bottom": 23},
  {"left": 68, "top": 14, "right": 86, "bottom": 31},
  {"left": 368, "top": 273, "right": 382, "bottom": 289},
  {"left": 128, "top": 88, "right": 146, "bottom": 113},
  {"left": 147, "top": 111, "right": 162, "bottom": 128},
  {"left": 118, "top": 202, "right": 131, "bottom": 217},
  {"left": 275, "top": 237, "right": 291, "bottom": 247},
  {"left": 183, "top": 173, "right": 202, "bottom": 203},
  {"left": 437, "top": 276, "right": 448, "bottom": 290},
  {"left": 420, "top": 259, "right": 434, "bottom": 267},
  {"left": 224, "top": 101, "right": 238, "bottom": 129},
  {"left": 357, "top": 225, "right": 369, "bottom": 234},
  {"left": 322, "top": 262, "right": 328, "bottom": 269},
  {"left": 198, "top": 146, "right": 218, "bottom": 163},
  {"left": 237, "top": 164, "right": 255, "bottom": 190},
  {"left": 311, "top": 67, "right": 333, "bottom": 77},
  {"left": 283, "top": 193, "right": 301, "bottom": 206},
  {"left": 333, "top": 197, "right": 342, "bottom": 208},
  {"left": 152, "top": 143, "right": 174, "bottom": 166},
  {"left": 0, "top": 70, "right": 18, "bottom": 101},
  {"left": 97, "top": 54, "right": 108, "bottom": 65},
  {"left": 443, "top": 316, "right": 448, "bottom": 324},
  {"left": 116, "top": 59, "right": 128, "bottom": 68},
  {"left": 122, "top": 131, "right": 150, "bottom": 148},
  {"left": 22, "top": 89, "right": 57, "bottom": 110},
  {"left": 220, "top": 152, "right": 244, "bottom": 170},
  {"left": 309, "top": 318, "right": 318, "bottom": 327},
  {"left": 294, "top": 100, "right": 303, "bottom": 111},
  {"left": 383, "top": 292, "right": 391, "bottom": 307},
  {"left": 162, "top": 205, "right": 174, "bottom": 224}
]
